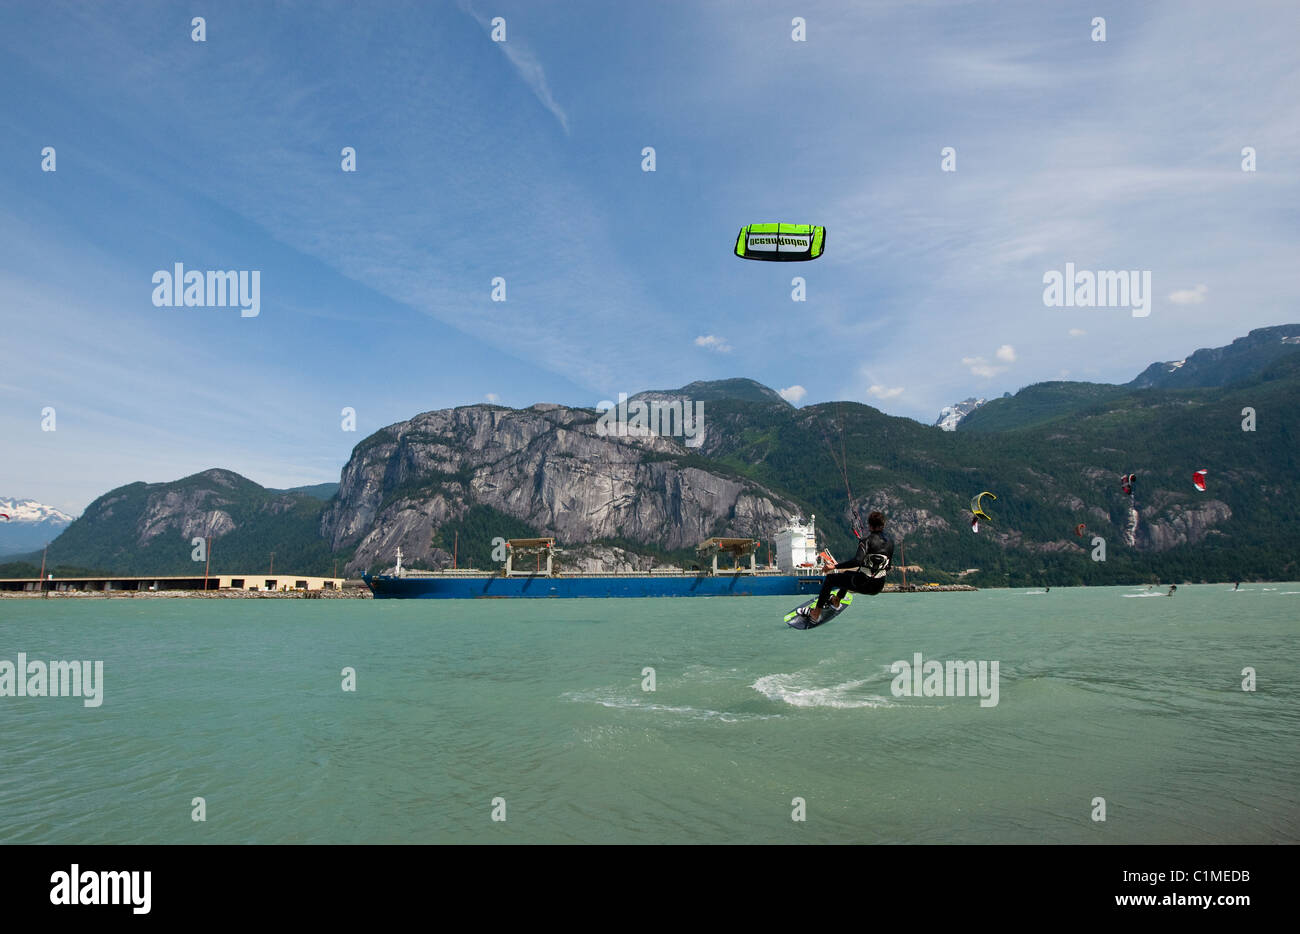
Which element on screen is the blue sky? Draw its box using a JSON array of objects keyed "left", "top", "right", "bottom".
[{"left": 2, "top": 0, "right": 1297, "bottom": 513}]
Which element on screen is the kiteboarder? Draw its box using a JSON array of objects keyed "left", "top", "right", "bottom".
[
  {"left": 1166, "top": 585, "right": 1177, "bottom": 596},
  {"left": 799, "top": 511, "right": 894, "bottom": 623}
]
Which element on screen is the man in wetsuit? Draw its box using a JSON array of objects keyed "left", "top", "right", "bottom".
[{"left": 800, "top": 511, "right": 894, "bottom": 623}]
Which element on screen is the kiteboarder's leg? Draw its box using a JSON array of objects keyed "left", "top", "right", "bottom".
[{"left": 810, "top": 571, "right": 850, "bottom": 620}]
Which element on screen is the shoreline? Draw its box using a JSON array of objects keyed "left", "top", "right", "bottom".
[
  {"left": 0, "top": 588, "right": 372, "bottom": 599},
  {"left": 0, "top": 584, "right": 982, "bottom": 599}
]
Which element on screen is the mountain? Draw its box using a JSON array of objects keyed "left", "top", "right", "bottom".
[
  {"left": 31, "top": 332, "right": 1300, "bottom": 585},
  {"left": 43, "top": 469, "right": 335, "bottom": 575},
  {"left": 0, "top": 498, "right": 75, "bottom": 556},
  {"left": 957, "top": 324, "right": 1300, "bottom": 433},
  {"left": 321, "top": 402, "right": 800, "bottom": 573},
  {"left": 629, "top": 378, "right": 793, "bottom": 408},
  {"left": 273, "top": 482, "right": 339, "bottom": 501},
  {"left": 1129, "top": 324, "right": 1300, "bottom": 389},
  {"left": 935, "top": 397, "right": 986, "bottom": 431},
  {"left": 955, "top": 382, "right": 1129, "bottom": 433}
]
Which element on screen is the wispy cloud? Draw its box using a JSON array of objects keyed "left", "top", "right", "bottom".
[
  {"left": 962, "top": 356, "right": 1007, "bottom": 379},
  {"left": 459, "top": 1, "right": 569, "bottom": 134},
  {"left": 694, "top": 335, "right": 732, "bottom": 353},
  {"left": 779, "top": 385, "right": 806, "bottom": 403},
  {"left": 868, "top": 385, "right": 904, "bottom": 399},
  {"left": 1068, "top": 328, "right": 1086, "bottom": 337},
  {"left": 1169, "top": 284, "right": 1208, "bottom": 304}
]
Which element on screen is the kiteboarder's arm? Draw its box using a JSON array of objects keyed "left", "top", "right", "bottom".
[{"left": 834, "top": 538, "right": 870, "bottom": 571}]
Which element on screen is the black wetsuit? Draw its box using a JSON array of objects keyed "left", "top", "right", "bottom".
[{"left": 815, "top": 531, "right": 894, "bottom": 611}]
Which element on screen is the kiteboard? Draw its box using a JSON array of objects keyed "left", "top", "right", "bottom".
[{"left": 784, "top": 592, "right": 854, "bottom": 630}]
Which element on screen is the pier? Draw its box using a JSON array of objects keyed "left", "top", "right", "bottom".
[{"left": 0, "top": 574, "right": 345, "bottom": 593}]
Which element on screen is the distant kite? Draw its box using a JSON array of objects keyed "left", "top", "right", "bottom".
[
  {"left": 1075, "top": 523, "right": 1087, "bottom": 537},
  {"left": 734, "top": 223, "right": 825, "bottom": 262},
  {"left": 1193, "top": 469, "right": 1208, "bottom": 492},
  {"left": 0, "top": 513, "right": 8, "bottom": 520},
  {"left": 970, "top": 491, "right": 997, "bottom": 523}
]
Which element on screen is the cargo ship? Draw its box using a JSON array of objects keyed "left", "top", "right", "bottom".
[{"left": 363, "top": 517, "right": 831, "bottom": 599}]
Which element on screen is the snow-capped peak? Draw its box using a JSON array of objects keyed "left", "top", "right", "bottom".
[
  {"left": 935, "top": 397, "right": 986, "bottom": 431},
  {"left": 0, "top": 498, "right": 76, "bottom": 523}
]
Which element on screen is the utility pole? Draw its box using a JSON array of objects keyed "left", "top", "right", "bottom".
[
  {"left": 269, "top": 551, "right": 275, "bottom": 575},
  {"left": 39, "top": 542, "right": 48, "bottom": 590},
  {"left": 453, "top": 531, "right": 458, "bottom": 570}
]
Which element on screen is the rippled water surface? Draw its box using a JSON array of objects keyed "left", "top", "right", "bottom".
[{"left": 1, "top": 585, "right": 1296, "bottom": 843}]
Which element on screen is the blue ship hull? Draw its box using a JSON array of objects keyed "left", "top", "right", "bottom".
[{"left": 363, "top": 572, "right": 824, "bottom": 599}]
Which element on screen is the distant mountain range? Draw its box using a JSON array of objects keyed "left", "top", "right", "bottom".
[
  {"left": 629, "top": 378, "right": 792, "bottom": 408},
  {"left": 7, "top": 325, "right": 1299, "bottom": 586},
  {"left": 0, "top": 498, "right": 75, "bottom": 556},
  {"left": 941, "top": 324, "right": 1300, "bottom": 431},
  {"left": 1129, "top": 325, "right": 1300, "bottom": 389}
]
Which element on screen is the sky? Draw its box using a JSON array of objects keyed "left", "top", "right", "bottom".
[{"left": 1, "top": 0, "right": 1297, "bottom": 514}]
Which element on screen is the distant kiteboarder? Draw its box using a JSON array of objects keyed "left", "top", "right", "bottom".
[
  {"left": 1166, "top": 585, "right": 1177, "bottom": 596},
  {"left": 1120, "top": 473, "right": 1139, "bottom": 547}
]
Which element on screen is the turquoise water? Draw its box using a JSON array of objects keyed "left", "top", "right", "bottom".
[{"left": 1, "top": 585, "right": 1297, "bottom": 844}]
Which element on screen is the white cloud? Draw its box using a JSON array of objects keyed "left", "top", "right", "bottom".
[
  {"left": 1168, "top": 283, "right": 1208, "bottom": 304},
  {"left": 779, "top": 385, "right": 807, "bottom": 403},
  {"left": 485, "top": 392, "right": 500, "bottom": 403},
  {"left": 995, "top": 344, "right": 1016, "bottom": 363},
  {"left": 868, "top": 385, "right": 904, "bottom": 399},
  {"left": 962, "top": 355, "right": 1006, "bottom": 379},
  {"left": 694, "top": 334, "right": 732, "bottom": 353},
  {"left": 1068, "top": 328, "right": 1086, "bottom": 337}
]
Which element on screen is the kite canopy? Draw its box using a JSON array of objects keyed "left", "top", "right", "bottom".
[
  {"left": 734, "top": 223, "right": 825, "bottom": 262},
  {"left": 1075, "top": 523, "right": 1087, "bottom": 537},
  {"left": 970, "top": 491, "right": 997, "bottom": 523},
  {"left": 1192, "top": 469, "right": 1208, "bottom": 492}
]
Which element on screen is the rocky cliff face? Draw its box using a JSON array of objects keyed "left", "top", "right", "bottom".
[
  {"left": 322, "top": 404, "right": 803, "bottom": 573},
  {"left": 1141, "top": 499, "right": 1232, "bottom": 550}
]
